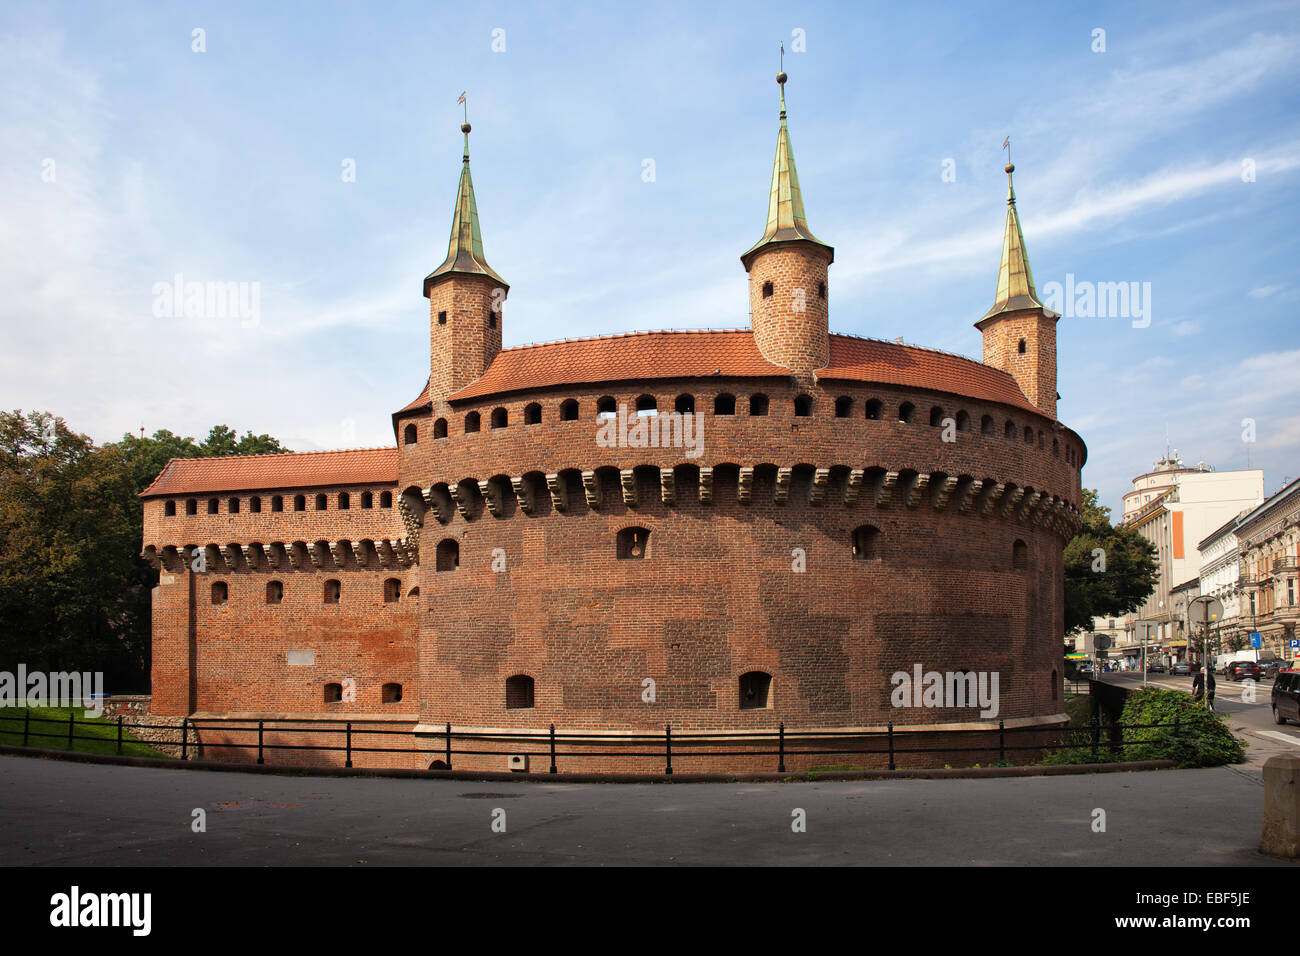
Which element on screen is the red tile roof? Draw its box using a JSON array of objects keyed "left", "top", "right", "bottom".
[
  {"left": 446, "top": 329, "right": 1035, "bottom": 413},
  {"left": 397, "top": 379, "right": 431, "bottom": 413},
  {"left": 139, "top": 447, "right": 398, "bottom": 498}
]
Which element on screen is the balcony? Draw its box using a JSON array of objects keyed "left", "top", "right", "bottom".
[{"left": 1272, "top": 556, "right": 1299, "bottom": 574}]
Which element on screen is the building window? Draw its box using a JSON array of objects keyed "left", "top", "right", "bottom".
[
  {"left": 316, "top": 493, "right": 328, "bottom": 511},
  {"left": 898, "top": 402, "right": 915, "bottom": 424},
  {"left": 617, "top": 526, "right": 650, "bottom": 559},
  {"left": 465, "top": 411, "right": 481, "bottom": 433},
  {"left": 597, "top": 396, "right": 617, "bottom": 419},
  {"left": 1023, "top": 426, "right": 1034, "bottom": 444},
  {"left": 560, "top": 399, "right": 579, "bottom": 421},
  {"left": 324, "top": 579, "right": 341, "bottom": 604},
  {"left": 208, "top": 498, "right": 219, "bottom": 515},
  {"left": 266, "top": 580, "right": 283, "bottom": 605},
  {"left": 1004, "top": 420, "right": 1016, "bottom": 440},
  {"left": 404, "top": 423, "right": 418, "bottom": 444},
  {"left": 1290, "top": 579, "right": 1296, "bottom": 606},
  {"left": 384, "top": 578, "right": 401, "bottom": 603},
  {"left": 929, "top": 406, "right": 944, "bottom": 427},
  {"left": 228, "top": 497, "right": 240, "bottom": 514},
  {"left": 1018, "top": 338, "right": 1026, "bottom": 354},
  {"left": 761, "top": 280, "right": 774, "bottom": 298},
  {"left": 835, "top": 396, "right": 852, "bottom": 418},
  {"left": 852, "top": 525, "right": 881, "bottom": 560},
  {"left": 981, "top": 415, "right": 995, "bottom": 436},
  {"left": 714, "top": 393, "right": 736, "bottom": 415},
  {"left": 361, "top": 491, "right": 373, "bottom": 509},
  {"left": 436, "top": 539, "right": 459, "bottom": 572},
  {"left": 488, "top": 306, "right": 497, "bottom": 329},
  {"left": 382, "top": 682, "right": 403, "bottom": 704},
  {"left": 186, "top": 498, "right": 197, "bottom": 515},
  {"left": 164, "top": 500, "right": 176, "bottom": 516},
  {"left": 380, "top": 491, "right": 392, "bottom": 508},
  {"left": 864, "top": 399, "right": 882, "bottom": 420},
  {"left": 956, "top": 410, "right": 970, "bottom": 432},
  {"left": 506, "top": 675, "right": 535, "bottom": 709},
  {"left": 1052, "top": 439, "right": 1059, "bottom": 457},
  {"left": 433, "top": 418, "right": 447, "bottom": 439},
  {"left": 635, "top": 395, "right": 657, "bottom": 416},
  {"left": 1013, "top": 539, "right": 1028, "bottom": 569},
  {"left": 675, "top": 394, "right": 695, "bottom": 414},
  {"left": 817, "top": 282, "right": 826, "bottom": 299},
  {"left": 438, "top": 310, "right": 447, "bottom": 325},
  {"left": 324, "top": 683, "right": 343, "bottom": 703},
  {"left": 339, "top": 492, "right": 350, "bottom": 510},
  {"left": 211, "top": 582, "right": 228, "bottom": 605},
  {"left": 490, "top": 407, "right": 508, "bottom": 429},
  {"left": 794, "top": 395, "right": 813, "bottom": 417},
  {"left": 524, "top": 403, "right": 542, "bottom": 424},
  {"left": 739, "top": 671, "right": 772, "bottom": 709},
  {"left": 250, "top": 496, "right": 261, "bottom": 513}
]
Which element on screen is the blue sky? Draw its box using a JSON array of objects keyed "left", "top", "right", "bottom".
[{"left": 1, "top": 0, "right": 1297, "bottom": 513}]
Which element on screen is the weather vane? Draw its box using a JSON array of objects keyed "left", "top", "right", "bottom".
[
  {"left": 1002, "top": 135, "right": 1011, "bottom": 166},
  {"left": 457, "top": 90, "right": 468, "bottom": 125}
]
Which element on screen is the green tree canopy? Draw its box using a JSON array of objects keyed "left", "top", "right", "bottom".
[{"left": 1063, "top": 488, "right": 1159, "bottom": 634}]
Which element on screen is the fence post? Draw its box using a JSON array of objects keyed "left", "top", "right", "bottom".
[
  {"left": 999, "top": 719, "right": 1006, "bottom": 765},
  {"left": 888, "top": 722, "right": 895, "bottom": 771},
  {"left": 1090, "top": 715, "right": 1100, "bottom": 757},
  {"left": 665, "top": 724, "right": 673, "bottom": 775},
  {"left": 549, "top": 724, "right": 557, "bottom": 774},
  {"left": 778, "top": 722, "right": 786, "bottom": 773},
  {"left": 345, "top": 721, "right": 353, "bottom": 769},
  {"left": 67, "top": 710, "right": 75, "bottom": 751},
  {"left": 22, "top": 709, "right": 29, "bottom": 747},
  {"left": 445, "top": 722, "right": 452, "bottom": 771},
  {"left": 257, "top": 719, "right": 265, "bottom": 765},
  {"left": 181, "top": 717, "right": 189, "bottom": 761},
  {"left": 116, "top": 716, "right": 124, "bottom": 755}
]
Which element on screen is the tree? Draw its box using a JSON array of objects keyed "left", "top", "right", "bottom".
[{"left": 1063, "top": 488, "right": 1159, "bottom": 634}]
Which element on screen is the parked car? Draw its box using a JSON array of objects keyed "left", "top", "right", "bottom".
[
  {"left": 1170, "top": 662, "right": 1193, "bottom": 676},
  {"left": 1225, "top": 660, "right": 1261, "bottom": 682},
  {"left": 1272, "top": 672, "right": 1300, "bottom": 725},
  {"left": 1260, "top": 660, "right": 1282, "bottom": 680},
  {"left": 1146, "top": 662, "right": 1165, "bottom": 673}
]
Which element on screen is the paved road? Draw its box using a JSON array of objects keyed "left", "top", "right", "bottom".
[{"left": 0, "top": 754, "right": 1290, "bottom": 866}]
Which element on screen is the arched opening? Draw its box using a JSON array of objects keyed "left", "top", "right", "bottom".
[
  {"left": 339, "top": 492, "right": 350, "bottom": 510},
  {"left": 864, "top": 399, "right": 882, "bottom": 420},
  {"left": 635, "top": 394, "right": 657, "bottom": 417},
  {"left": 835, "top": 396, "right": 853, "bottom": 418},
  {"left": 1004, "top": 420, "right": 1016, "bottom": 440},
  {"left": 1018, "top": 338, "right": 1027, "bottom": 354},
  {"left": 403, "top": 423, "right": 418, "bottom": 445},
  {"left": 186, "top": 498, "right": 197, "bottom": 515},
  {"left": 208, "top": 498, "right": 219, "bottom": 514},
  {"left": 714, "top": 393, "right": 736, "bottom": 415},
  {"left": 211, "top": 581, "right": 228, "bottom": 605},
  {"left": 956, "top": 410, "right": 970, "bottom": 432},
  {"left": 761, "top": 280, "right": 774, "bottom": 298},
  {"left": 383, "top": 578, "right": 401, "bottom": 603},
  {"left": 617, "top": 526, "right": 650, "bottom": 560},
  {"left": 794, "top": 395, "right": 813, "bottom": 417},
  {"left": 981, "top": 415, "right": 994, "bottom": 436},
  {"left": 323, "top": 579, "right": 341, "bottom": 604},
  {"left": 506, "top": 675, "right": 535, "bottom": 709},
  {"left": 324, "top": 683, "right": 343, "bottom": 704},
  {"left": 852, "top": 525, "right": 881, "bottom": 561},
  {"left": 164, "top": 500, "right": 176, "bottom": 516},
  {"left": 272, "top": 495, "right": 284, "bottom": 512},
  {"left": 436, "top": 539, "right": 460, "bottom": 572},
  {"left": 1013, "top": 539, "right": 1028, "bottom": 569},
  {"left": 560, "top": 399, "right": 579, "bottom": 421},
  {"left": 1053, "top": 438, "right": 1060, "bottom": 457},
  {"left": 524, "top": 403, "right": 542, "bottom": 425},
  {"left": 929, "top": 406, "right": 944, "bottom": 427},
  {"left": 382, "top": 682, "right": 403, "bottom": 704},
  {"left": 266, "top": 581, "right": 283, "bottom": 605},
  {"left": 749, "top": 393, "right": 769, "bottom": 416},
  {"left": 898, "top": 402, "right": 915, "bottom": 424},
  {"left": 1023, "top": 426, "right": 1034, "bottom": 444},
  {"left": 380, "top": 491, "right": 392, "bottom": 508},
  {"left": 739, "top": 671, "right": 772, "bottom": 710},
  {"left": 228, "top": 497, "right": 240, "bottom": 514},
  {"left": 434, "top": 418, "right": 448, "bottom": 439},
  {"left": 250, "top": 496, "right": 261, "bottom": 513},
  {"left": 597, "top": 396, "right": 617, "bottom": 419},
  {"left": 316, "top": 493, "right": 328, "bottom": 511},
  {"left": 465, "top": 411, "right": 481, "bottom": 433},
  {"left": 675, "top": 394, "right": 695, "bottom": 414},
  {"left": 361, "top": 491, "right": 373, "bottom": 509},
  {"left": 491, "top": 407, "right": 508, "bottom": 429}
]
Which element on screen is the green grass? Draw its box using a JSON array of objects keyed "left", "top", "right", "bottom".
[{"left": 0, "top": 706, "right": 172, "bottom": 758}]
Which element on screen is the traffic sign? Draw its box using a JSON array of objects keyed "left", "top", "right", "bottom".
[
  {"left": 1250, "top": 633, "right": 1262, "bottom": 648},
  {"left": 1093, "top": 634, "right": 1112, "bottom": 650}
]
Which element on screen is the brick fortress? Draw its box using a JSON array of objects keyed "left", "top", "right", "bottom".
[{"left": 139, "top": 72, "right": 1086, "bottom": 772}]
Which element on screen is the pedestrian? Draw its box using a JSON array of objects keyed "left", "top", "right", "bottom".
[
  {"left": 1206, "top": 666, "right": 1216, "bottom": 711},
  {"left": 1192, "top": 664, "right": 1217, "bottom": 710}
]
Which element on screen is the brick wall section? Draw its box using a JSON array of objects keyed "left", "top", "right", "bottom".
[
  {"left": 977, "top": 308, "right": 1058, "bottom": 419},
  {"left": 747, "top": 244, "right": 831, "bottom": 380}
]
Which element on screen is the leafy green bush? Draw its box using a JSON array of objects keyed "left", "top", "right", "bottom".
[{"left": 1118, "top": 688, "right": 1246, "bottom": 767}]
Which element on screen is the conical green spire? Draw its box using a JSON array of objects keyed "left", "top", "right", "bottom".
[
  {"left": 424, "top": 122, "right": 508, "bottom": 296},
  {"left": 979, "top": 163, "right": 1046, "bottom": 321},
  {"left": 741, "top": 71, "right": 833, "bottom": 270}
]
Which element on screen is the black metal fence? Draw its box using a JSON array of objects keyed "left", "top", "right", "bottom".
[{"left": 0, "top": 710, "right": 1190, "bottom": 775}]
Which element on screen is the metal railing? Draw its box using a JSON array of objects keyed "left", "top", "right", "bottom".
[{"left": 0, "top": 711, "right": 1191, "bottom": 775}]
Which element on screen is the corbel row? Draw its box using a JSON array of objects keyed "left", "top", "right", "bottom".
[{"left": 142, "top": 538, "right": 417, "bottom": 573}]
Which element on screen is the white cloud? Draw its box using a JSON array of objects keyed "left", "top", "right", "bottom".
[{"left": 1248, "top": 284, "right": 1285, "bottom": 297}]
